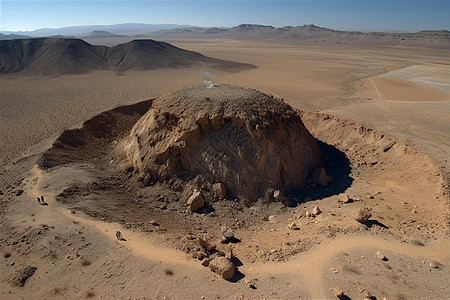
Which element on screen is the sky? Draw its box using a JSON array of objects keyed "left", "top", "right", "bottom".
[{"left": 1, "top": 0, "right": 450, "bottom": 32}]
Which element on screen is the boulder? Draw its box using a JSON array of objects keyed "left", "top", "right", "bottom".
[
  {"left": 353, "top": 207, "right": 372, "bottom": 223},
  {"left": 209, "top": 257, "right": 236, "bottom": 280},
  {"left": 187, "top": 190, "right": 205, "bottom": 212},
  {"left": 338, "top": 193, "right": 351, "bottom": 203},
  {"left": 213, "top": 183, "right": 227, "bottom": 199},
  {"left": 312, "top": 206, "right": 321, "bottom": 216}
]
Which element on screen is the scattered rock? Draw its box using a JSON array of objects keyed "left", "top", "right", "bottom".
[
  {"left": 310, "top": 167, "right": 333, "bottom": 187},
  {"left": 221, "top": 230, "right": 234, "bottom": 243},
  {"left": 312, "top": 206, "right": 321, "bottom": 216},
  {"left": 209, "top": 257, "right": 236, "bottom": 280},
  {"left": 187, "top": 190, "right": 205, "bottom": 212},
  {"left": 225, "top": 246, "right": 233, "bottom": 260},
  {"left": 201, "top": 257, "right": 214, "bottom": 267},
  {"left": 12, "top": 266, "right": 37, "bottom": 287},
  {"left": 332, "top": 287, "right": 345, "bottom": 299},
  {"left": 149, "top": 220, "right": 159, "bottom": 226},
  {"left": 268, "top": 215, "right": 276, "bottom": 222},
  {"left": 353, "top": 207, "right": 372, "bottom": 223},
  {"left": 288, "top": 222, "right": 299, "bottom": 230},
  {"left": 429, "top": 262, "right": 438, "bottom": 269},
  {"left": 198, "top": 237, "right": 216, "bottom": 251},
  {"left": 245, "top": 277, "right": 257, "bottom": 289},
  {"left": 213, "top": 183, "right": 227, "bottom": 199},
  {"left": 15, "top": 189, "right": 24, "bottom": 196},
  {"left": 273, "top": 190, "right": 286, "bottom": 203},
  {"left": 331, "top": 267, "right": 338, "bottom": 274},
  {"left": 305, "top": 211, "right": 312, "bottom": 218},
  {"left": 376, "top": 250, "right": 387, "bottom": 261},
  {"left": 338, "top": 193, "right": 351, "bottom": 203},
  {"left": 362, "top": 291, "right": 373, "bottom": 300}
]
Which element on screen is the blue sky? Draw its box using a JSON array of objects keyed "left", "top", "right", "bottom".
[{"left": 1, "top": 0, "right": 449, "bottom": 32}]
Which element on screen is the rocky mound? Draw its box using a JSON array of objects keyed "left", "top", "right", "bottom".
[{"left": 116, "top": 84, "right": 323, "bottom": 201}]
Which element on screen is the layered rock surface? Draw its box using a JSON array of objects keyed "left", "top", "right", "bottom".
[{"left": 117, "top": 84, "right": 323, "bottom": 201}]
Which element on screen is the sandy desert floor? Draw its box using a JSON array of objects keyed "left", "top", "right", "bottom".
[{"left": 1, "top": 39, "right": 450, "bottom": 299}]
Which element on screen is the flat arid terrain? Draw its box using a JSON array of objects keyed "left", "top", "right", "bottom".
[{"left": 1, "top": 35, "right": 450, "bottom": 300}]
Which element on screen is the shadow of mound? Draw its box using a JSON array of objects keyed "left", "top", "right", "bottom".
[
  {"left": 39, "top": 99, "right": 153, "bottom": 169},
  {"left": 292, "top": 139, "right": 353, "bottom": 204}
]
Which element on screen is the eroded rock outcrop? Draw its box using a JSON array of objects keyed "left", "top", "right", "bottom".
[{"left": 116, "top": 84, "right": 323, "bottom": 202}]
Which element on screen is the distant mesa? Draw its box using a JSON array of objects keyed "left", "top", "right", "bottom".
[{"left": 0, "top": 38, "right": 256, "bottom": 75}]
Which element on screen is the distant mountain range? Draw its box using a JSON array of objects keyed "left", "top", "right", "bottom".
[
  {"left": 152, "top": 24, "right": 450, "bottom": 47},
  {"left": 0, "top": 23, "right": 191, "bottom": 38},
  {"left": 0, "top": 38, "right": 255, "bottom": 75},
  {"left": 1, "top": 23, "right": 449, "bottom": 48}
]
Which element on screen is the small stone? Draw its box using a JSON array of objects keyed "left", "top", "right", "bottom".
[
  {"left": 429, "top": 262, "right": 438, "bottom": 269},
  {"left": 377, "top": 250, "right": 387, "bottom": 261},
  {"left": 288, "top": 222, "right": 299, "bottom": 230},
  {"left": 305, "top": 211, "right": 312, "bottom": 218},
  {"left": 245, "top": 278, "right": 257, "bottom": 289},
  {"left": 332, "top": 287, "right": 345, "bottom": 299},
  {"left": 312, "top": 206, "right": 321, "bottom": 216},
  {"left": 338, "top": 193, "right": 351, "bottom": 203},
  {"left": 213, "top": 183, "right": 227, "bottom": 199},
  {"left": 362, "top": 290, "right": 373, "bottom": 300},
  {"left": 201, "top": 257, "right": 214, "bottom": 267},
  {"left": 331, "top": 268, "right": 338, "bottom": 274},
  {"left": 368, "top": 195, "right": 375, "bottom": 199},
  {"left": 15, "top": 189, "right": 24, "bottom": 196},
  {"left": 187, "top": 190, "right": 205, "bottom": 212},
  {"left": 10, "top": 262, "right": 15, "bottom": 266},
  {"left": 221, "top": 230, "right": 234, "bottom": 243},
  {"left": 268, "top": 215, "right": 276, "bottom": 222},
  {"left": 149, "top": 220, "right": 159, "bottom": 226}
]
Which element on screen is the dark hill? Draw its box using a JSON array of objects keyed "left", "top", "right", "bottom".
[
  {"left": 107, "top": 39, "right": 206, "bottom": 71},
  {"left": 0, "top": 38, "right": 255, "bottom": 75}
]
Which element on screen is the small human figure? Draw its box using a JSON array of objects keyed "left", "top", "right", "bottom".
[
  {"left": 116, "top": 230, "right": 122, "bottom": 240},
  {"left": 37, "top": 197, "right": 41, "bottom": 204}
]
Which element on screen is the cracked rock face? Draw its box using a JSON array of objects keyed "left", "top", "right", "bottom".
[{"left": 117, "top": 84, "right": 323, "bottom": 201}]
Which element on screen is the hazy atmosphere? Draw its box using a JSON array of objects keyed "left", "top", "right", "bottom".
[{"left": 2, "top": 0, "right": 450, "bottom": 32}]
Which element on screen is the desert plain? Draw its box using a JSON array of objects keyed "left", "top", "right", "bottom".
[{"left": 1, "top": 35, "right": 450, "bottom": 300}]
